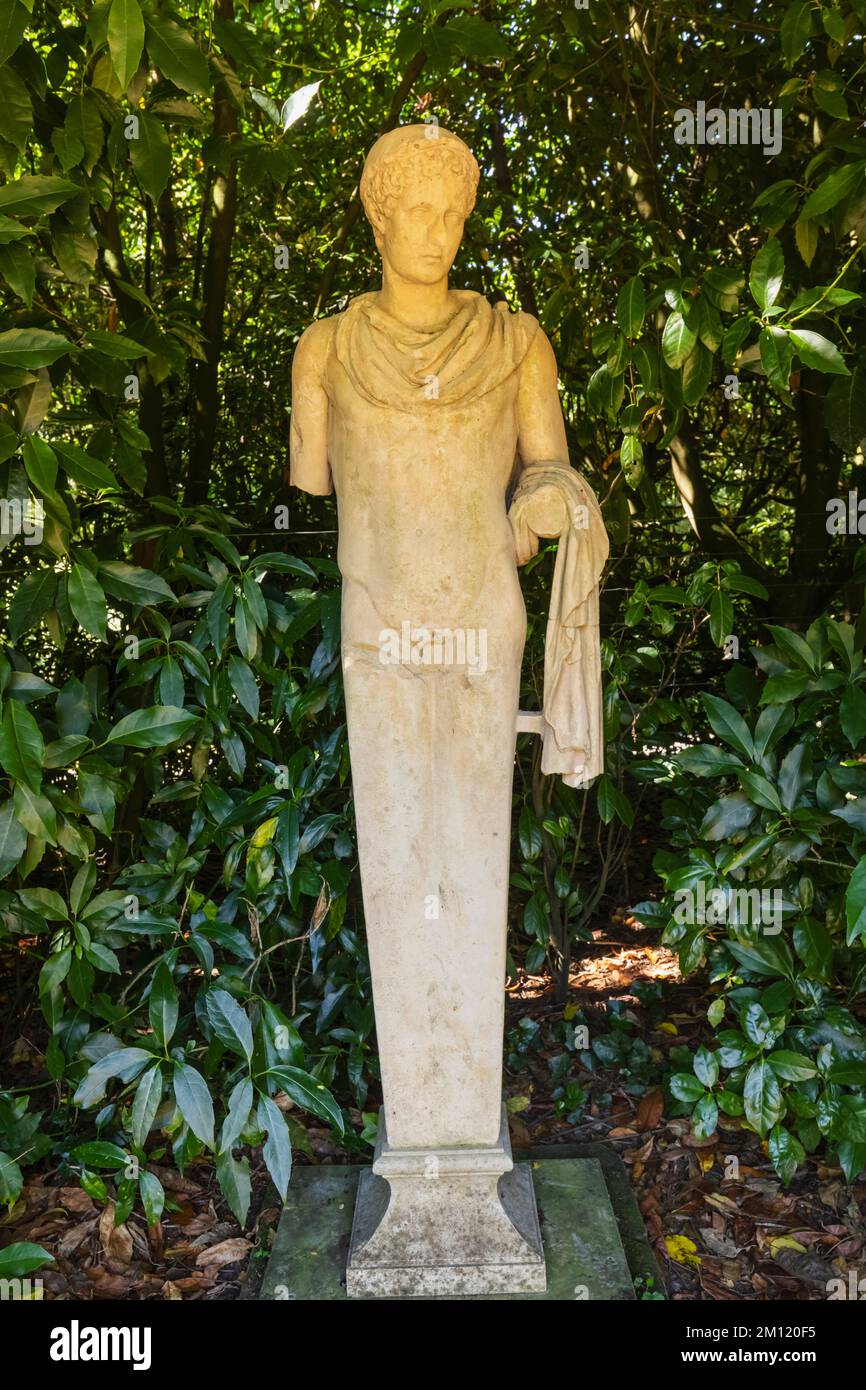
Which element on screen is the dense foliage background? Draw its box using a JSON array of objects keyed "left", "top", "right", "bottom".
[{"left": 1, "top": 0, "right": 865, "bottom": 1284}]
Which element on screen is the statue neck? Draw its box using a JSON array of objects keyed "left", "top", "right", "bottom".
[{"left": 376, "top": 263, "right": 457, "bottom": 333}]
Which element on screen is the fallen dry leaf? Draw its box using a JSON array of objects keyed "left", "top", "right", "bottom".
[
  {"left": 98, "top": 1203, "right": 133, "bottom": 1263},
  {"left": 195, "top": 1237, "right": 252, "bottom": 1269},
  {"left": 635, "top": 1087, "right": 664, "bottom": 1132}
]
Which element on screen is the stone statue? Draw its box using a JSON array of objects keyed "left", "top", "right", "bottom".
[{"left": 290, "top": 124, "right": 609, "bottom": 1297}]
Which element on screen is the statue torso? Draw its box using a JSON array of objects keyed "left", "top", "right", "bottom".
[{"left": 317, "top": 292, "right": 536, "bottom": 638}]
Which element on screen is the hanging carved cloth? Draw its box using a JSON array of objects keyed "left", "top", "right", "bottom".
[{"left": 508, "top": 461, "right": 609, "bottom": 788}]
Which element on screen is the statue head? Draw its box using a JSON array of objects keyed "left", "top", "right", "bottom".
[{"left": 360, "top": 125, "right": 480, "bottom": 286}]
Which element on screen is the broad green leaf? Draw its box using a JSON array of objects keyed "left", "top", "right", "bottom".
[
  {"left": 825, "top": 366, "right": 866, "bottom": 453},
  {"left": 18, "top": 886, "right": 67, "bottom": 919},
  {"left": 14, "top": 784, "right": 57, "bottom": 843},
  {"left": 793, "top": 917, "right": 832, "bottom": 979},
  {"left": 158, "top": 656, "right": 183, "bottom": 707},
  {"left": 661, "top": 310, "right": 695, "bottom": 368},
  {"left": 742, "top": 1001, "right": 774, "bottom": 1047},
  {"left": 837, "top": 1141, "right": 866, "bottom": 1185},
  {"left": 780, "top": 0, "right": 812, "bottom": 66},
  {"left": 693, "top": 1047, "right": 719, "bottom": 1087},
  {"left": 9, "top": 569, "right": 57, "bottom": 641},
  {"left": 70, "top": 861, "right": 94, "bottom": 917},
  {"left": 518, "top": 805, "right": 542, "bottom": 859},
  {"left": 130, "top": 112, "right": 171, "bottom": 203},
  {"left": 107, "top": 0, "right": 144, "bottom": 89},
  {"left": 130, "top": 1064, "right": 163, "bottom": 1148},
  {"left": 0, "top": 697, "right": 43, "bottom": 793},
  {"left": 738, "top": 770, "right": 782, "bottom": 813},
  {"left": 670, "top": 1072, "right": 705, "bottom": 1102},
  {"left": 220, "top": 1077, "right": 253, "bottom": 1154},
  {"left": 701, "top": 694, "right": 754, "bottom": 759},
  {"left": 596, "top": 774, "right": 634, "bottom": 827},
  {"left": 753, "top": 703, "right": 794, "bottom": 759},
  {"left": 767, "top": 1050, "right": 817, "bottom": 1082},
  {"left": 692, "top": 1092, "right": 718, "bottom": 1140},
  {"left": 846, "top": 856, "right": 866, "bottom": 946},
  {"left": 145, "top": 16, "right": 210, "bottom": 95},
  {"left": 743, "top": 1059, "right": 785, "bottom": 1135},
  {"left": 0, "top": 1241, "right": 53, "bottom": 1278},
  {"left": 801, "top": 161, "right": 866, "bottom": 220},
  {"left": 173, "top": 1063, "right": 214, "bottom": 1146},
  {"left": 0, "top": 0, "right": 28, "bottom": 66},
  {"left": 53, "top": 441, "right": 119, "bottom": 492},
  {"left": 681, "top": 341, "right": 713, "bottom": 405},
  {"left": 98, "top": 561, "right": 175, "bottom": 604},
  {"left": 0, "top": 241, "right": 35, "bottom": 306},
  {"left": 215, "top": 1149, "right": 251, "bottom": 1226},
  {"left": 148, "top": 961, "right": 178, "bottom": 1048},
  {"left": 227, "top": 654, "right": 259, "bottom": 720},
  {"left": 0, "top": 176, "right": 81, "bottom": 218},
  {"left": 0, "top": 799, "right": 27, "bottom": 876},
  {"left": 73, "top": 1047, "right": 152, "bottom": 1107},
  {"left": 677, "top": 743, "right": 743, "bottom": 776},
  {"left": 68, "top": 563, "right": 108, "bottom": 641},
  {"left": 257, "top": 1093, "right": 292, "bottom": 1199},
  {"left": 38, "top": 947, "right": 71, "bottom": 994},
  {"left": 768, "top": 1124, "right": 805, "bottom": 1185},
  {"left": 71, "top": 1140, "right": 128, "bottom": 1170},
  {"left": 778, "top": 741, "right": 811, "bottom": 810},
  {"left": 205, "top": 987, "right": 253, "bottom": 1061},
  {"left": 840, "top": 685, "right": 866, "bottom": 749},
  {"left": 759, "top": 326, "right": 793, "bottom": 391},
  {"left": 700, "top": 790, "right": 756, "bottom": 840},
  {"left": 267, "top": 1065, "right": 344, "bottom": 1133},
  {"left": 280, "top": 80, "right": 322, "bottom": 132},
  {"left": 85, "top": 330, "right": 147, "bottom": 360},
  {"left": 0, "top": 327, "right": 70, "bottom": 367},
  {"left": 21, "top": 436, "right": 57, "bottom": 494},
  {"left": 617, "top": 275, "right": 645, "bottom": 338},
  {"left": 709, "top": 589, "right": 733, "bottom": 647},
  {"left": 789, "top": 330, "right": 849, "bottom": 375},
  {"left": 103, "top": 705, "right": 200, "bottom": 748},
  {"left": 43, "top": 735, "right": 91, "bottom": 769},
  {"left": 749, "top": 237, "right": 784, "bottom": 312},
  {"left": 138, "top": 1169, "right": 164, "bottom": 1226}
]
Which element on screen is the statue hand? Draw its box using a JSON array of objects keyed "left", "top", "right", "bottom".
[{"left": 508, "top": 481, "right": 569, "bottom": 565}]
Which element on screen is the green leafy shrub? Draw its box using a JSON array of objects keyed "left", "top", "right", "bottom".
[{"left": 634, "top": 613, "right": 866, "bottom": 1183}]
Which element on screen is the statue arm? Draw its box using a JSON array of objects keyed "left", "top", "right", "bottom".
[
  {"left": 516, "top": 327, "right": 570, "bottom": 471},
  {"left": 289, "top": 319, "right": 334, "bottom": 496},
  {"left": 511, "top": 328, "right": 571, "bottom": 564}
]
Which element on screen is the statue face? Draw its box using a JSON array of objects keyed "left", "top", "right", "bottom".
[{"left": 376, "top": 167, "right": 466, "bottom": 285}]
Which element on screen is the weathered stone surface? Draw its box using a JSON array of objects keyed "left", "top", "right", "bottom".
[
  {"left": 259, "top": 1156, "right": 640, "bottom": 1302},
  {"left": 345, "top": 1108, "right": 545, "bottom": 1296},
  {"left": 289, "top": 123, "right": 609, "bottom": 1293}
]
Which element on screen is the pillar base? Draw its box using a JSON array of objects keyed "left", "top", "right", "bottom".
[{"left": 345, "top": 1108, "right": 546, "bottom": 1298}]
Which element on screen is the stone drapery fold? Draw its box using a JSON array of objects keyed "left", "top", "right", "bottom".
[
  {"left": 332, "top": 290, "right": 539, "bottom": 411},
  {"left": 508, "top": 461, "right": 609, "bottom": 787}
]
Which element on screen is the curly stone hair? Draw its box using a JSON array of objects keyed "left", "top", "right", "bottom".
[{"left": 360, "top": 126, "right": 480, "bottom": 231}]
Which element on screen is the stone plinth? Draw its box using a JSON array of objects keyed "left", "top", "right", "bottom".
[
  {"left": 258, "top": 1150, "right": 650, "bottom": 1302},
  {"left": 345, "top": 1108, "right": 545, "bottom": 1297}
]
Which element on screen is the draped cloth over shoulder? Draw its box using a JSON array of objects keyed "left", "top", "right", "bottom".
[
  {"left": 332, "top": 290, "right": 539, "bottom": 411},
  {"left": 508, "top": 461, "right": 609, "bottom": 788}
]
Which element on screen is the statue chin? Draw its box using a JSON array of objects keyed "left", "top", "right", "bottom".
[{"left": 385, "top": 260, "right": 453, "bottom": 286}]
